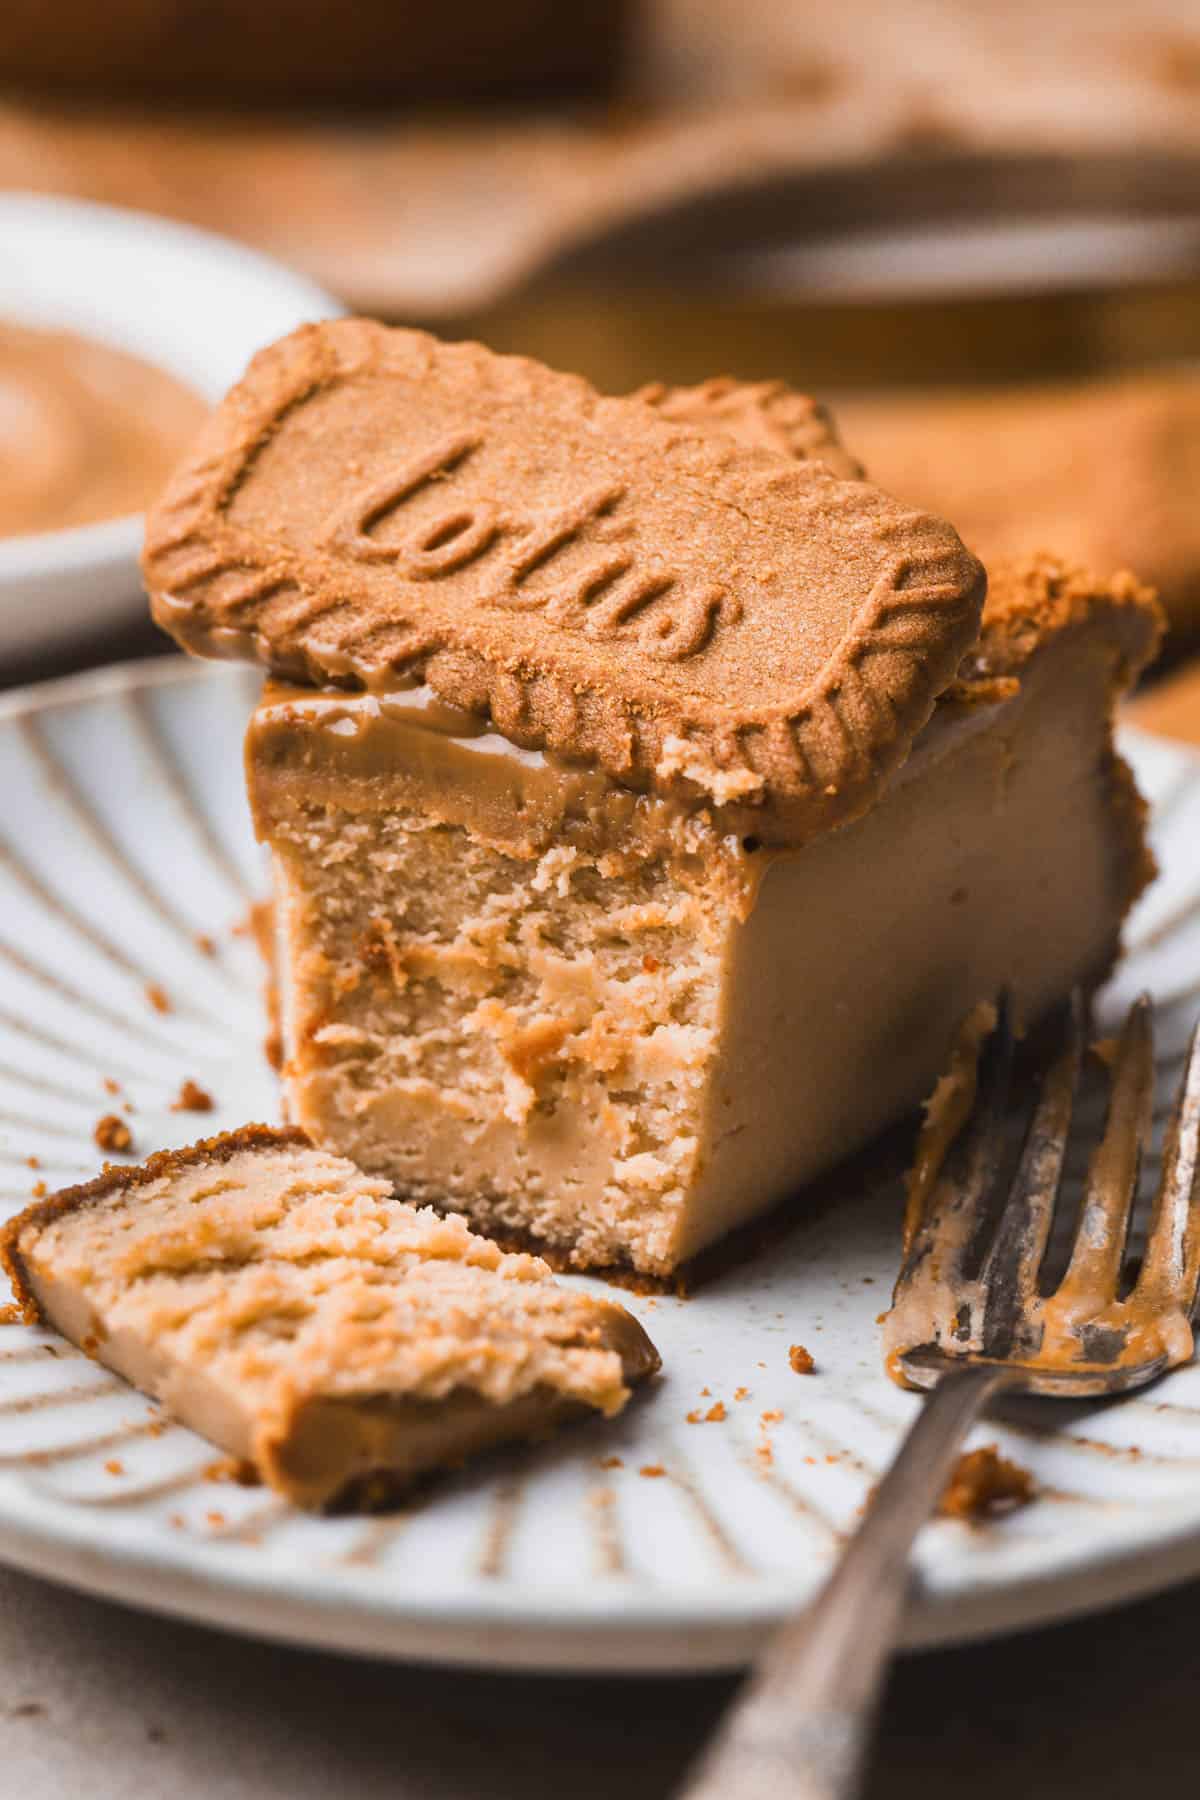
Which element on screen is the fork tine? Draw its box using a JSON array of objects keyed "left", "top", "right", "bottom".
[
  {"left": 980, "top": 991, "right": 1083, "bottom": 1357},
  {"left": 897, "top": 994, "right": 1014, "bottom": 1287},
  {"left": 1055, "top": 994, "right": 1155, "bottom": 1317},
  {"left": 1136, "top": 1013, "right": 1200, "bottom": 1316}
]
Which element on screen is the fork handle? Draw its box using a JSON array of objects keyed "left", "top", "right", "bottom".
[{"left": 675, "top": 1366, "right": 1008, "bottom": 1800}]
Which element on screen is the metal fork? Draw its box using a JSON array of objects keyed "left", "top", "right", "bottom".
[{"left": 676, "top": 992, "right": 1200, "bottom": 1800}]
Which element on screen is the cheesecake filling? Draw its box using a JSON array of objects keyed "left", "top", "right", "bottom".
[{"left": 248, "top": 621, "right": 1146, "bottom": 1277}]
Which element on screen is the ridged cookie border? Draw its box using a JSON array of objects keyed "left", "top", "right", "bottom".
[{"left": 144, "top": 321, "right": 984, "bottom": 836}]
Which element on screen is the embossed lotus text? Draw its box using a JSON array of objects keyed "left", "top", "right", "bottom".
[{"left": 317, "top": 436, "right": 736, "bottom": 663}]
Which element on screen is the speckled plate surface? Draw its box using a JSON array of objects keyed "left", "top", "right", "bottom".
[{"left": 1, "top": 658, "right": 1200, "bottom": 1673}]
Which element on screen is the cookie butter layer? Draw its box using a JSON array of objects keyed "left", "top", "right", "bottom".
[
  {"left": 250, "top": 680, "right": 803, "bottom": 859},
  {"left": 248, "top": 559, "right": 1160, "bottom": 1277},
  {"left": 144, "top": 319, "right": 984, "bottom": 839},
  {"left": 0, "top": 1128, "right": 659, "bottom": 1509}
]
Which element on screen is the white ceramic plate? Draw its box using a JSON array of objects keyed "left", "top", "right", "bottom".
[
  {"left": 0, "top": 194, "right": 340, "bottom": 663},
  {"left": 1, "top": 657, "right": 1200, "bottom": 1673}
]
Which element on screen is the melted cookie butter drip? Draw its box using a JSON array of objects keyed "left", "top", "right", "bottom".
[
  {"left": 250, "top": 679, "right": 763, "bottom": 889},
  {"left": 248, "top": 678, "right": 1011, "bottom": 863},
  {"left": 0, "top": 322, "right": 206, "bottom": 538}
]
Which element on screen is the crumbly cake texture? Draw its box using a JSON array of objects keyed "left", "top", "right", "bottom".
[
  {"left": 143, "top": 318, "right": 984, "bottom": 844},
  {"left": 249, "top": 556, "right": 1160, "bottom": 1277},
  {"left": 837, "top": 373, "right": 1200, "bottom": 638},
  {"left": 0, "top": 1127, "right": 660, "bottom": 1509}
]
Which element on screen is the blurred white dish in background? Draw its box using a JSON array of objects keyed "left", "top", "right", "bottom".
[{"left": 0, "top": 193, "right": 340, "bottom": 664}]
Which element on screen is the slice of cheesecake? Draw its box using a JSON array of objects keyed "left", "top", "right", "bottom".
[
  {"left": 245, "top": 556, "right": 1158, "bottom": 1276},
  {"left": 143, "top": 323, "right": 1158, "bottom": 1278},
  {"left": 0, "top": 1127, "right": 659, "bottom": 1509}
]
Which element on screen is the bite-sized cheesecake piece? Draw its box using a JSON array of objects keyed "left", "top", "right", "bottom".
[
  {"left": 837, "top": 372, "right": 1200, "bottom": 640},
  {"left": 0, "top": 1128, "right": 659, "bottom": 1509}
]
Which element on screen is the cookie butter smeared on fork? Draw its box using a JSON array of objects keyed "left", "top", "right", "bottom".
[
  {"left": 887, "top": 997, "right": 1200, "bottom": 1393},
  {"left": 144, "top": 326, "right": 1160, "bottom": 1277},
  {"left": 0, "top": 1129, "right": 659, "bottom": 1509}
]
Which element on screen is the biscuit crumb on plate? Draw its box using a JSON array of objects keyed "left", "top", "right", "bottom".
[
  {"left": 171, "top": 1079, "right": 214, "bottom": 1113},
  {"left": 939, "top": 1446, "right": 1035, "bottom": 1520},
  {"left": 93, "top": 1113, "right": 132, "bottom": 1153}
]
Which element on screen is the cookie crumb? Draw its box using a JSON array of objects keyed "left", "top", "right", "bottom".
[
  {"left": 685, "top": 1409, "right": 703, "bottom": 1424},
  {"left": 94, "top": 1113, "right": 132, "bottom": 1153},
  {"left": 705, "top": 1401, "right": 726, "bottom": 1423},
  {"left": 194, "top": 933, "right": 217, "bottom": 957},
  {"left": 31, "top": 1180, "right": 47, "bottom": 1199},
  {"left": 145, "top": 983, "right": 171, "bottom": 1014},
  {"left": 103, "top": 1077, "right": 121, "bottom": 1096},
  {"left": 25, "top": 1155, "right": 39, "bottom": 1169},
  {"left": 171, "top": 1079, "right": 214, "bottom": 1113},
  {"left": 789, "top": 1344, "right": 815, "bottom": 1375},
  {"left": 639, "top": 1464, "right": 666, "bottom": 1479},
  {"left": 597, "top": 1455, "right": 623, "bottom": 1470},
  {"left": 104, "top": 1459, "right": 124, "bottom": 1476},
  {"left": 939, "top": 1446, "right": 1034, "bottom": 1521},
  {"left": 733, "top": 1386, "right": 750, "bottom": 1402},
  {"left": 205, "top": 1456, "right": 259, "bottom": 1486},
  {"left": 761, "top": 1409, "right": 783, "bottom": 1424}
]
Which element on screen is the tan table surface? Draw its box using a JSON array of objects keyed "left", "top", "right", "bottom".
[
  {"left": 1, "top": 653, "right": 1198, "bottom": 1796},
  {"left": 0, "top": 1555, "right": 1196, "bottom": 1800}
]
